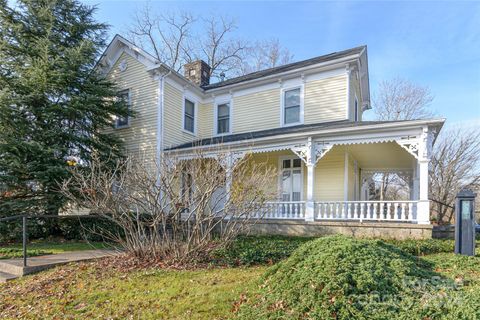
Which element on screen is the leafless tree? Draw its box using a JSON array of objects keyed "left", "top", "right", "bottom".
[
  {"left": 60, "top": 150, "right": 275, "bottom": 263},
  {"left": 200, "top": 16, "right": 248, "bottom": 79},
  {"left": 373, "top": 78, "right": 435, "bottom": 199},
  {"left": 128, "top": 7, "right": 295, "bottom": 82},
  {"left": 430, "top": 128, "right": 480, "bottom": 224},
  {"left": 128, "top": 6, "right": 195, "bottom": 72},
  {"left": 128, "top": 9, "right": 248, "bottom": 80},
  {"left": 239, "top": 38, "right": 294, "bottom": 75},
  {"left": 374, "top": 78, "right": 435, "bottom": 121}
]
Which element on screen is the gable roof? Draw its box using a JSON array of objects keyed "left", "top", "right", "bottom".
[{"left": 202, "top": 45, "right": 366, "bottom": 91}]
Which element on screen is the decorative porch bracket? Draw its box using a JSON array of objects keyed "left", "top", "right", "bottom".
[
  {"left": 290, "top": 138, "right": 333, "bottom": 166},
  {"left": 290, "top": 137, "right": 333, "bottom": 222},
  {"left": 395, "top": 137, "right": 421, "bottom": 159},
  {"left": 216, "top": 151, "right": 246, "bottom": 171},
  {"left": 216, "top": 151, "right": 247, "bottom": 203},
  {"left": 395, "top": 127, "right": 435, "bottom": 224}
]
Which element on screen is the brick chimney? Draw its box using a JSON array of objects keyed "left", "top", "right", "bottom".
[{"left": 184, "top": 60, "right": 211, "bottom": 86}]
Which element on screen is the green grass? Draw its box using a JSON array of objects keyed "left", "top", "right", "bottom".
[
  {"left": 0, "top": 261, "right": 266, "bottom": 319},
  {"left": 1, "top": 236, "right": 480, "bottom": 319},
  {"left": 0, "top": 241, "right": 108, "bottom": 259}
]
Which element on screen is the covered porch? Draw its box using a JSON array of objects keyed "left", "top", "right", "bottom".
[{"left": 168, "top": 120, "right": 442, "bottom": 226}]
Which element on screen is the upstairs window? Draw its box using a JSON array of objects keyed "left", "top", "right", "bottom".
[
  {"left": 216, "top": 102, "right": 230, "bottom": 134},
  {"left": 354, "top": 95, "right": 359, "bottom": 121},
  {"left": 283, "top": 87, "right": 301, "bottom": 125},
  {"left": 183, "top": 98, "right": 195, "bottom": 133},
  {"left": 116, "top": 89, "right": 130, "bottom": 128}
]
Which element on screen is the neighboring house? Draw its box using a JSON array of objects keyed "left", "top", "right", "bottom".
[{"left": 98, "top": 34, "right": 444, "bottom": 239}]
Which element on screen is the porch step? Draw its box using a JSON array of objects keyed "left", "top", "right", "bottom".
[
  {"left": 0, "top": 260, "right": 25, "bottom": 276},
  {"left": 0, "top": 271, "right": 18, "bottom": 283}
]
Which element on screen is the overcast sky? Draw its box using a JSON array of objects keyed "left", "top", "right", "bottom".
[{"left": 81, "top": 0, "right": 480, "bottom": 128}]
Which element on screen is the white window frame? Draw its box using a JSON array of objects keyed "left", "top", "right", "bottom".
[
  {"left": 214, "top": 99, "right": 233, "bottom": 136},
  {"left": 277, "top": 156, "right": 304, "bottom": 201},
  {"left": 182, "top": 94, "right": 197, "bottom": 136},
  {"left": 280, "top": 85, "right": 304, "bottom": 127},
  {"left": 115, "top": 89, "right": 131, "bottom": 129},
  {"left": 354, "top": 93, "right": 359, "bottom": 122}
]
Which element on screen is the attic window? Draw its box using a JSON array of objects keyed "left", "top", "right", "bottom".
[{"left": 189, "top": 69, "right": 196, "bottom": 76}]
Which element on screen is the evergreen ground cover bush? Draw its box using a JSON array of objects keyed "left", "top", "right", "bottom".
[
  {"left": 235, "top": 235, "right": 480, "bottom": 319},
  {"left": 212, "top": 235, "right": 314, "bottom": 265},
  {"left": 213, "top": 235, "right": 466, "bottom": 267}
]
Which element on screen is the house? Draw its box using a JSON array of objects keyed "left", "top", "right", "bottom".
[{"left": 98, "top": 34, "right": 444, "bottom": 239}]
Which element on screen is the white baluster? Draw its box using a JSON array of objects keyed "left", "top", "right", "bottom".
[
  {"left": 401, "top": 203, "right": 406, "bottom": 220},
  {"left": 408, "top": 202, "right": 413, "bottom": 221},
  {"left": 386, "top": 203, "right": 391, "bottom": 220}
]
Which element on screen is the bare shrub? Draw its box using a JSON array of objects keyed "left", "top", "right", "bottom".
[
  {"left": 60, "top": 149, "right": 275, "bottom": 263},
  {"left": 430, "top": 128, "right": 480, "bottom": 224}
]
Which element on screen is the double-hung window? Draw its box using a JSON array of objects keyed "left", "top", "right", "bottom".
[
  {"left": 216, "top": 102, "right": 230, "bottom": 134},
  {"left": 183, "top": 98, "right": 195, "bottom": 133},
  {"left": 283, "top": 87, "right": 301, "bottom": 125},
  {"left": 116, "top": 89, "right": 130, "bottom": 128},
  {"left": 354, "top": 95, "right": 359, "bottom": 122}
]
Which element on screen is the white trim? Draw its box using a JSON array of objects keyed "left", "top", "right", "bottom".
[
  {"left": 280, "top": 84, "right": 304, "bottom": 127},
  {"left": 213, "top": 98, "right": 233, "bottom": 136},
  {"left": 168, "top": 118, "right": 445, "bottom": 155},
  {"left": 346, "top": 66, "right": 350, "bottom": 120},
  {"left": 182, "top": 93, "right": 198, "bottom": 136},
  {"left": 278, "top": 155, "right": 304, "bottom": 202},
  {"left": 344, "top": 152, "right": 349, "bottom": 201},
  {"left": 205, "top": 53, "right": 362, "bottom": 95},
  {"left": 354, "top": 92, "right": 359, "bottom": 121},
  {"left": 114, "top": 89, "right": 131, "bottom": 129},
  {"left": 201, "top": 68, "right": 345, "bottom": 104}
]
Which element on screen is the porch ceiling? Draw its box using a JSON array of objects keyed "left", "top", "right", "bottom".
[{"left": 339, "top": 142, "right": 415, "bottom": 170}]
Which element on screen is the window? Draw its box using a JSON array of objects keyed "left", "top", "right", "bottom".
[
  {"left": 183, "top": 98, "right": 195, "bottom": 133},
  {"left": 354, "top": 95, "right": 359, "bottom": 121},
  {"left": 216, "top": 102, "right": 230, "bottom": 134},
  {"left": 280, "top": 158, "right": 302, "bottom": 202},
  {"left": 116, "top": 90, "right": 130, "bottom": 128},
  {"left": 283, "top": 87, "right": 301, "bottom": 125}
]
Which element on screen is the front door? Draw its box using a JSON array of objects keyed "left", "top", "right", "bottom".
[{"left": 281, "top": 158, "right": 302, "bottom": 202}]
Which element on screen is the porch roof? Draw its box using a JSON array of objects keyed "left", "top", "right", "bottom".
[{"left": 165, "top": 119, "right": 444, "bottom": 151}]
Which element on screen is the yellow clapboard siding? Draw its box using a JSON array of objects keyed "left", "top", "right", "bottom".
[
  {"left": 163, "top": 83, "right": 199, "bottom": 149},
  {"left": 304, "top": 75, "right": 348, "bottom": 124},
  {"left": 248, "top": 149, "right": 345, "bottom": 201},
  {"left": 198, "top": 102, "right": 214, "bottom": 138},
  {"left": 233, "top": 89, "right": 280, "bottom": 133},
  {"left": 314, "top": 147, "right": 345, "bottom": 201},
  {"left": 105, "top": 52, "right": 158, "bottom": 166}
]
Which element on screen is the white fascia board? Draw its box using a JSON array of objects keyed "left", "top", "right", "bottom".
[
  {"left": 204, "top": 55, "right": 362, "bottom": 95},
  {"left": 166, "top": 118, "right": 446, "bottom": 155}
]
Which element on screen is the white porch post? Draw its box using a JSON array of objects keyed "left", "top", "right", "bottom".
[
  {"left": 305, "top": 138, "right": 316, "bottom": 222},
  {"left": 291, "top": 138, "right": 333, "bottom": 222},
  {"left": 218, "top": 151, "right": 246, "bottom": 203},
  {"left": 417, "top": 126, "right": 433, "bottom": 224}
]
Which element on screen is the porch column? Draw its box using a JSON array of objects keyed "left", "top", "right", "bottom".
[
  {"left": 218, "top": 151, "right": 246, "bottom": 203},
  {"left": 304, "top": 137, "right": 316, "bottom": 221},
  {"left": 417, "top": 127, "right": 433, "bottom": 224},
  {"left": 291, "top": 138, "right": 333, "bottom": 222},
  {"left": 306, "top": 162, "right": 315, "bottom": 221}
]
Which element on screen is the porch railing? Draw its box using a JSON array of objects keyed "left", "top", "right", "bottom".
[
  {"left": 314, "top": 201, "right": 417, "bottom": 222},
  {"left": 254, "top": 201, "right": 306, "bottom": 219},
  {"left": 253, "top": 200, "right": 418, "bottom": 222}
]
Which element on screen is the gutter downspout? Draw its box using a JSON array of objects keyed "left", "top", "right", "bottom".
[{"left": 156, "top": 70, "right": 171, "bottom": 184}]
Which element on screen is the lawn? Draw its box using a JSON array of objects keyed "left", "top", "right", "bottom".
[
  {"left": 0, "top": 241, "right": 109, "bottom": 259},
  {"left": 1, "top": 236, "right": 479, "bottom": 319},
  {"left": 0, "top": 260, "right": 266, "bottom": 319}
]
